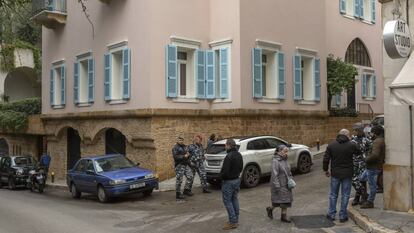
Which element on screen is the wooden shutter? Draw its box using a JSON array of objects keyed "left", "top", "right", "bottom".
[
  {"left": 165, "top": 45, "right": 178, "bottom": 98},
  {"left": 220, "top": 48, "right": 229, "bottom": 99},
  {"left": 122, "top": 48, "right": 131, "bottom": 100},
  {"left": 206, "top": 50, "right": 215, "bottom": 99},
  {"left": 104, "top": 53, "right": 111, "bottom": 101},
  {"left": 74, "top": 62, "right": 79, "bottom": 104},
  {"left": 196, "top": 50, "right": 206, "bottom": 98},
  {"left": 314, "top": 58, "right": 321, "bottom": 101},
  {"left": 278, "top": 52, "right": 286, "bottom": 99},
  {"left": 252, "top": 48, "right": 262, "bottom": 98},
  {"left": 88, "top": 58, "right": 95, "bottom": 103},
  {"left": 293, "top": 55, "right": 302, "bottom": 100}
]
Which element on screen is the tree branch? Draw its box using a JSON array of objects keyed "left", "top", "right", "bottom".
[{"left": 78, "top": 0, "right": 95, "bottom": 39}]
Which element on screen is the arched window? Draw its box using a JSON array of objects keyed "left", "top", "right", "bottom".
[{"left": 345, "top": 38, "right": 371, "bottom": 67}]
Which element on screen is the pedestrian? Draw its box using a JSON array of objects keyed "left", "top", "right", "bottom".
[
  {"left": 207, "top": 134, "right": 216, "bottom": 149},
  {"left": 360, "top": 125, "right": 385, "bottom": 209},
  {"left": 363, "top": 123, "right": 372, "bottom": 138},
  {"left": 351, "top": 123, "right": 372, "bottom": 206},
  {"left": 39, "top": 152, "right": 51, "bottom": 177},
  {"left": 220, "top": 139, "right": 243, "bottom": 230},
  {"left": 324, "top": 129, "right": 359, "bottom": 223},
  {"left": 172, "top": 136, "right": 194, "bottom": 200},
  {"left": 187, "top": 135, "right": 211, "bottom": 194},
  {"left": 266, "top": 145, "right": 293, "bottom": 223}
]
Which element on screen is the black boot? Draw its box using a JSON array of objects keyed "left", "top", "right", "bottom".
[
  {"left": 281, "top": 214, "right": 291, "bottom": 223},
  {"left": 183, "top": 189, "right": 194, "bottom": 196},
  {"left": 176, "top": 192, "right": 185, "bottom": 200},
  {"left": 203, "top": 188, "right": 211, "bottom": 193},
  {"left": 360, "top": 201, "right": 374, "bottom": 209},
  {"left": 266, "top": 207, "right": 273, "bottom": 219},
  {"left": 352, "top": 195, "right": 360, "bottom": 206}
]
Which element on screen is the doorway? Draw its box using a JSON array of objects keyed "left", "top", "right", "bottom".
[
  {"left": 0, "top": 138, "right": 9, "bottom": 155},
  {"left": 67, "top": 128, "right": 81, "bottom": 170},
  {"left": 347, "top": 85, "right": 356, "bottom": 110},
  {"left": 105, "top": 128, "right": 126, "bottom": 156}
]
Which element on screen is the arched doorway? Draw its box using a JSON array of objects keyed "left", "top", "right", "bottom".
[
  {"left": 0, "top": 138, "right": 9, "bottom": 155},
  {"left": 67, "top": 128, "right": 81, "bottom": 170},
  {"left": 3, "top": 67, "right": 40, "bottom": 102},
  {"left": 345, "top": 38, "right": 372, "bottom": 110},
  {"left": 105, "top": 128, "right": 126, "bottom": 155}
]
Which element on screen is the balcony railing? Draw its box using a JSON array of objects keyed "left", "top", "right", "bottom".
[{"left": 31, "top": 0, "right": 67, "bottom": 29}]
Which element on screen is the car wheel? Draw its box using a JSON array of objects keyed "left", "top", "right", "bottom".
[
  {"left": 143, "top": 189, "right": 153, "bottom": 196},
  {"left": 38, "top": 184, "right": 44, "bottom": 194},
  {"left": 97, "top": 185, "right": 108, "bottom": 203},
  {"left": 242, "top": 165, "right": 261, "bottom": 188},
  {"left": 71, "top": 183, "right": 81, "bottom": 199},
  {"left": 298, "top": 153, "right": 312, "bottom": 174},
  {"left": 8, "top": 177, "right": 16, "bottom": 190}
]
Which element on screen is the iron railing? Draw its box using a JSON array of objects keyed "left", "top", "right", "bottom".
[{"left": 32, "top": 0, "right": 67, "bottom": 15}]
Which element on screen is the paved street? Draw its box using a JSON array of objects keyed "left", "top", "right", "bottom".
[{"left": 0, "top": 156, "right": 364, "bottom": 233}]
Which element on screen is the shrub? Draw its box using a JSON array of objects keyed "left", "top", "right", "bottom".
[
  {"left": 329, "top": 107, "right": 358, "bottom": 117},
  {"left": 0, "top": 98, "right": 41, "bottom": 131}
]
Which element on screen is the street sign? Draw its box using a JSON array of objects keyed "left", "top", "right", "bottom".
[{"left": 383, "top": 20, "right": 412, "bottom": 59}]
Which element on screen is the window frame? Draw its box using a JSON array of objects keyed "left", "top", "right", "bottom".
[
  {"left": 75, "top": 53, "right": 94, "bottom": 106},
  {"left": 294, "top": 48, "right": 321, "bottom": 104},
  {"left": 210, "top": 42, "right": 232, "bottom": 102},
  {"left": 50, "top": 61, "right": 66, "bottom": 108}
]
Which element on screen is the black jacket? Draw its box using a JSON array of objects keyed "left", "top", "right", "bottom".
[
  {"left": 323, "top": 134, "right": 360, "bottom": 179},
  {"left": 172, "top": 143, "right": 188, "bottom": 167},
  {"left": 220, "top": 148, "right": 243, "bottom": 180}
]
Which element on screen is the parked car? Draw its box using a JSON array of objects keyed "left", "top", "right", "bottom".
[
  {"left": 0, "top": 155, "right": 36, "bottom": 190},
  {"left": 66, "top": 154, "right": 159, "bottom": 203},
  {"left": 371, "top": 114, "right": 384, "bottom": 127},
  {"left": 204, "top": 136, "right": 313, "bottom": 188}
]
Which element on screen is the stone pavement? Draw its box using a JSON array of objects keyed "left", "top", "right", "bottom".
[{"left": 349, "top": 194, "right": 414, "bottom": 233}]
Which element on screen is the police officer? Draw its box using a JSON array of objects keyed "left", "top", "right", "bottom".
[
  {"left": 351, "top": 123, "right": 372, "bottom": 206},
  {"left": 172, "top": 136, "right": 194, "bottom": 200},
  {"left": 187, "top": 135, "right": 211, "bottom": 194}
]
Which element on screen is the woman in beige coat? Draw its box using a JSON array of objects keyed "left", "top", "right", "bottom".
[{"left": 266, "top": 145, "right": 293, "bottom": 223}]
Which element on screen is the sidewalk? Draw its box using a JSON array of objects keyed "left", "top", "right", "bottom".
[
  {"left": 48, "top": 144, "right": 328, "bottom": 192},
  {"left": 349, "top": 194, "right": 414, "bottom": 233}
]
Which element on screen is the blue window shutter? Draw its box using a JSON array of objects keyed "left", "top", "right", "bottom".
[
  {"left": 293, "top": 55, "right": 302, "bottom": 100},
  {"left": 372, "top": 74, "right": 377, "bottom": 97},
  {"left": 104, "top": 53, "right": 111, "bottom": 101},
  {"left": 354, "top": 0, "right": 360, "bottom": 17},
  {"left": 88, "top": 58, "right": 95, "bottom": 103},
  {"left": 165, "top": 45, "right": 178, "bottom": 98},
  {"left": 252, "top": 48, "right": 262, "bottom": 98},
  {"left": 219, "top": 48, "right": 229, "bottom": 99},
  {"left": 206, "top": 50, "right": 215, "bottom": 99},
  {"left": 362, "top": 74, "right": 367, "bottom": 97},
  {"left": 314, "top": 58, "right": 321, "bottom": 101},
  {"left": 277, "top": 52, "right": 285, "bottom": 99},
  {"left": 336, "top": 94, "right": 341, "bottom": 106},
  {"left": 196, "top": 50, "right": 206, "bottom": 98},
  {"left": 61, "top": 65, "right": 66, "bottom": 105},
  {"left": 50, "top": 69, "right": 55, "bottom": 106},
  {"left": 371, "top": 0, "right": 376, "bottom": 23},
  {"left": 359, "top": 0, "right": 364, "bottom": 19},
  {"left": 74, "top": 62, "right": 79, "bottom": 104},
  {"left": 122, "top": 48, "right": 131, "bottom": 100},
  {"left": 340, "top": 0, "right": 346, "bottom": 14}
]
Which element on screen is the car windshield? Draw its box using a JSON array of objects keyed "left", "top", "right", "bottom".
[
  {"left": 94, "top": 156, "right": 136, "bottom": 173},
  {"left": 206, "top": 144, "right": 239, "bottom": 154},
  {"left": 13, "top": 157, "right": 34, "bottom": 167}
]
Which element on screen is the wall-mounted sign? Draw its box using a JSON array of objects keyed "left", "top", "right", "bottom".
[{"left": 383, "top": 20, "right": 412, "bottom": 59}]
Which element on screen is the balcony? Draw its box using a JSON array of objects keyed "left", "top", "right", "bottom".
[{"left": 31, "top": 0, "right": 67, "bottom": 29}]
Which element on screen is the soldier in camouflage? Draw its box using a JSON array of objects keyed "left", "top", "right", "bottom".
[
  {"left": 172, "top": 136, "right": 194, "bottom": 200},
  {"left": 351, "top": 123, "right": 372, "bottom": 206},
  {"left": 187, "top": 135, "right": 211, "bottom": 194}
]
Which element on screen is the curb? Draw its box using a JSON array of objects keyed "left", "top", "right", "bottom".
[
  {"left": 46, "top": 183, "right": 68, "bottom": 191},
  {"left": 348, "top": 199, "right": 399, "bottom": 233}
]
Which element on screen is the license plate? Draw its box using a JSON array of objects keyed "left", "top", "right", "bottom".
[{"left": 130, "top": 183, "right": 145, "bottom": 189}]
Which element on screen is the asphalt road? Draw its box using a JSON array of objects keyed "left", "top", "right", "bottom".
[{"left": 0, "top": 156, "right": 364, "bottom": 233}]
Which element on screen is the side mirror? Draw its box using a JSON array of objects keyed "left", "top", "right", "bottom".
[
  {"left": 287, "top": 143, "right": 292, "bottom": 147},
  {"left": 136, "top": 162, "right": 141, "bottom": 167},
  {"left": 86, "top": 170, "right": 95, "bottom": 175}
]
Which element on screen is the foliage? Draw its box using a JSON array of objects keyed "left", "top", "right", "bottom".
[
  {"left": 0, "top": 98, "right": 41, "bottom": 131},
  {"left": 329, "top": 107, "right": 358, "bottom": 117},
  {"left": 0, "top": 40, "right": 42, "bottom": 76}
]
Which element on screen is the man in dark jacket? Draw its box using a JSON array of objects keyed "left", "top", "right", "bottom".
[
  {"left": 220, "top": 139, "right": 243, "bottom": 230},
  {"left": 172, "top": 136, "right": 193, "bottom": 200},
  {"left": 361, "top": 125, "right": 385, "bottom": 208},
  {"left": 324, "top": 129, "right": 359, "bottom": 223}
]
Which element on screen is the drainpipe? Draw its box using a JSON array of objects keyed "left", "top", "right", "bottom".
[{"left": 410, "top": 105, "right": 414, "bottom": 210}]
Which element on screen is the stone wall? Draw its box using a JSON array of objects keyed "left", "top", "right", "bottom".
[{"left": 0, "top": 133, "right": 40, "bottom": 158}]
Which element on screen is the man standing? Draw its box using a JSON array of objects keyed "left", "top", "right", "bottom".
[
  {"left": 220, "top": 139, "right": 243, "bottom": 230},
  {"left": 188, "top": 135, "right": 211, "bottom": 194},
  {"left": 361, "top": 125, "right": 385, "bottom": 209},
  {"left": 39, "top": 152, "right": 51, "bottom": 177},
  {"left": 172, "top": 136, "right": 193, "bottom": 201},
  {"left": 324, "top": 129, "right": 359, "bottom": 223}
]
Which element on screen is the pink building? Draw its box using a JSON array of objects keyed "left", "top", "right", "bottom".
[{"left": 28, "top": 0, "right": 383, "bottom": 180}]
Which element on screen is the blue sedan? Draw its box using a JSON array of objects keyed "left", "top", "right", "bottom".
[{"left": 66, "top": 154, "right": 159, "bottom": 203}]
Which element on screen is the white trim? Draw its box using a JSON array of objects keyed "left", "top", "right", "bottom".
[
  {"left": 170, "top": 36, "right": 201, "bottom": 49},
  {"left": 108, "top": 99, "right": 128, "bottom": 105},
  {"left": 52, "top": 105, "right": 65, "bottom": 109},
  {"left": 209, "top": 38, "right": 233, "bottom": 48},
  {"left": 297, "top": 100, "right": 319, "bottom": 105},
  {"left": 52, "top": 59, "right": 65, "bottom": 66},
  {"left": 212, "top": 99, "right": 232, "bottom": 104},
  {"left": 362, "top": 20, "right": 374, "bottom": 25},
  {"left": 257, "top": 98, "right": 282, "bottom": 104},
  {"left": 76, "top": 102, "right": 93, "bottom": 107},
  {"left": 296, "top": 47, "right": 318, "bottom": 56},
  {"left": 342, "top": 14, "right": 357, "bottom": 20},
  {"left": 107, "top": 40, "right": 128, "bottom": 50},
  {"left": 362, "top": 97, "right": 375, "bottom": 101},
  {"left": 76, "top": 51, "right": 92, "bottom": 60},
  {"left": 172, "top": 97, "right": 200, "bottom": 103},
  {"left": 255, "top": 39, "right": 282, "bottom": 52}
]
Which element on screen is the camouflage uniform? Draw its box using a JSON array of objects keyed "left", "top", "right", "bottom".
[
  {"left": 172, "top": 143, "right": 194, "bottom": 193},
  {"left": 188, "top": 143, "right": 208, "bottom": 190},
  {"left": 351, "top": 135, "right": 372, "bottom": 197}
]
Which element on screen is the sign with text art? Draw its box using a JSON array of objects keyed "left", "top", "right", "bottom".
[{"left": 383, "top": 20, "right": 412, "bottom": 59}]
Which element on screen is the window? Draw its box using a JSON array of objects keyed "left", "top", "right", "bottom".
[
  {"left": 247, "top": 139, "right": 269, "bottom": 150},
  {"left": 75, "top": 160, "right": 86, "bottom": 172},
  {"left": 345, "top": 38, "right": 371, "bottom": 67},
  {"left": 74, "top": 56, "right": 95, "bottom": 105},
  {"left": 85, "top": 160, "right": 95, "bottom": 173},
  {"left": 50, "top": 64, "right": 66, "bottom": 107},
  {"left": 339, "top": 0, "right": 376, "bottom": 23},
  {"left": 104, "top": 47, "right": 131, "bottom": 101},
  {"left": 252, "top": 48, "right": 285, "bottom": 99},
  {"left": 293, "top": 54, "right": 320, "bottom": 102},
  {"left": 176, "top": 50, "right": 195, "bottom": 97},
  {"left": 265, "top": 138, "right": 285, "bottom": 149},
  {"left": 362, "top": 73, "right": 376, "bottom": 99}
]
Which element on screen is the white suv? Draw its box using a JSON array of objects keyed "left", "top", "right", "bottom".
[{"left": 204, "top": 136, "right": 312, "bottom": 188}]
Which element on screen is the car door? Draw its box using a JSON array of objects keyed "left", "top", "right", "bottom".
[
  {"left": 82, "top": 159, "right": 97, "bottom": 193},
  {"left": 246, "top": 139, "right": 271, "bottom": 174},
  {"left": 72, "top": 160, "right": 87, "bottom": 192},
  {"left": 1, "top": 157, "right": 12, "bottom": 183}
]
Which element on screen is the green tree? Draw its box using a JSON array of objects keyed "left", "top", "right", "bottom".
[{"left": 327, "top": 54, "right": 358, "bottom": 110}]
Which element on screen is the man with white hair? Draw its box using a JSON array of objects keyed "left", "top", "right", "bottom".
[{"left": 323, "top": 129, "right": 359, "bottom": 223}]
